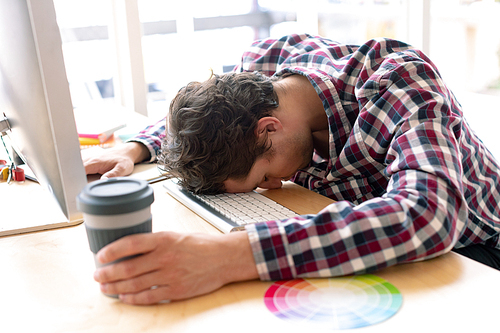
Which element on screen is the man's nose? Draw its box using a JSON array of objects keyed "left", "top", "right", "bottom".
[{"left": 258, "top": 177, "right": 283, "bottom": 189}]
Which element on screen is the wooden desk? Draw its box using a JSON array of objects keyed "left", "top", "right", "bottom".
[{"left": 1, "top": 181, "right": 499, "bottom": 332}]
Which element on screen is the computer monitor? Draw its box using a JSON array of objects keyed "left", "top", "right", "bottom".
[{"left": 0, "top": 0, "right": 87, "bottom": 235}]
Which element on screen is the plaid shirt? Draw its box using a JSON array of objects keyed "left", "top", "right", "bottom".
[
  {"left": 128, "top": 120, "right": 165, "bottom": 162},
  {"left": 139, "top": 34, "right": 500, "bottom": 280},
  {"left": 238, "top": 34, "right": 500, "bottom": 280}
]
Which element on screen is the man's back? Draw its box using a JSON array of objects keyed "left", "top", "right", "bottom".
[{"left": 235, "top": 34, "right": 500, "bottom": 279}]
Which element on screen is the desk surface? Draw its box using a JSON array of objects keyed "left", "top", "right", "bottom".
[{"left": 1, "top": 180, "right": 499, "bottom": 332}]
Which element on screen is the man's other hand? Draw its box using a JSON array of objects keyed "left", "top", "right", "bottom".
[{"left": 82, "top": 142, "right": 150, "bottom": 179}]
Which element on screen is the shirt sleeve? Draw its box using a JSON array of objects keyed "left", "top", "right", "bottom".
[
  {"left": 126, "top": 117, "right": 166, "bottom": 162},
  {"left": 245, "top": 49, "right": 470, "bottom": 280}
]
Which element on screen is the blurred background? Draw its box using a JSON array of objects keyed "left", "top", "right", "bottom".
[{"left": 53, "top": 0, "right": 500, "bottom": 121}]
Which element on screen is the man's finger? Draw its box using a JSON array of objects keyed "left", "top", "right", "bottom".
[
  {"left": 94, "top": 249, "right": 160, "bottom": 285},
  {"left": 96, "top": 233, "right": 158, "bottom": 264},
  {"left": 101, "top": 169, "right": 118, "bottom": 179},
  {"left": 99, "top": 269, "right": 164, "bottom": 295},
  {"left": 119, "top": 285, "right": 172, "bottom": 305},
  {"left": 83, "top": 161, "right": 104, "bottom": 175}
]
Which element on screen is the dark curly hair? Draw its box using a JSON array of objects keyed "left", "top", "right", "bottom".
[{"left": 158, "top": 71, "right": 279, "bottom": 194}]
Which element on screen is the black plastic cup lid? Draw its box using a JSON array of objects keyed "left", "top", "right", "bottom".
[{"left": 77, "top": 177, "right": 154, "bottom": 215}]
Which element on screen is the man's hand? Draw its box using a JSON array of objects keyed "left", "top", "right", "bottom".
[
  {"left": 82, "top": 142, "right": 150, "bottom": 179},
  {"left": 93, "top": 231, "right": 259, "bottom": 305}
]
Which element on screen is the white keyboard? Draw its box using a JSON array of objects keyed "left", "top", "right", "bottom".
[{"left": 163, "top": 179, "right": 297, "bottom": 233}]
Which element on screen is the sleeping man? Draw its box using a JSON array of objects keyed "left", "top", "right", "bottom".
[{"left": 83, "top": 34, "right": 500, "bottom": 305}]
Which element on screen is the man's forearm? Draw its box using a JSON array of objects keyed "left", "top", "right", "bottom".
[{"left": 120, "top": 141, "right": 151, "bottom": 164}]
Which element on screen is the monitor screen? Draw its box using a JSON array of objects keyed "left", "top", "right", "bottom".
[{"left": 0, "top": 0, "right": 87, "bottom": 232}]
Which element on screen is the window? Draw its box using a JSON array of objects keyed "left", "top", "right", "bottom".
[
  {"left": 54, "top": 0, "right": 500, "bottom": 121},
  {"left": 54, "top": 0, "right": 115, "bottom": 107}
]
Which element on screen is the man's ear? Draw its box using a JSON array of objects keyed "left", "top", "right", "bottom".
[{"left": 255, "top": 117, "right": 282, "bottom": 139}]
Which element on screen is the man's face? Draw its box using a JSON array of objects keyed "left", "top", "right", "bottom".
[{"left": 224, "top": 131, "right": 314, "bottom": 193}]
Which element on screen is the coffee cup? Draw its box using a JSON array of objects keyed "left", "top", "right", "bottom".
[{"left": 77, "top": 177, "right": 154, "bottom": 297}]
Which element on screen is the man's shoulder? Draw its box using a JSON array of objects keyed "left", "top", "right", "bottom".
[{"left": 249, "top": 33, "right": 338, "bottom": 49}]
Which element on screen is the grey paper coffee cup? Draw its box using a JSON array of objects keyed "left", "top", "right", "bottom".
[{"left": 77, "top": 177, "right": 154, "bottom": 297}]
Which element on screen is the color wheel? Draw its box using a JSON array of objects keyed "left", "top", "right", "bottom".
[{"left": 264, "top": 275, "right": 402, "bottom": 330}]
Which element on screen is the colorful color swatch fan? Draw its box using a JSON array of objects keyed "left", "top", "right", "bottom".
[{"left": 264, "top": 275, "right": 402, "bottom": 330}]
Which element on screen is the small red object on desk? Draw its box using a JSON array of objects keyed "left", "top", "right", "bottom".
[{"left": 13, "top": 167, "right": 25, "bottom": 182}]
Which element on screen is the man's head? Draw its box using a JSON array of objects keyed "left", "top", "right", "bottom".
[{"left": 158, "top": 71, "right": 279, "bottom": 194}]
